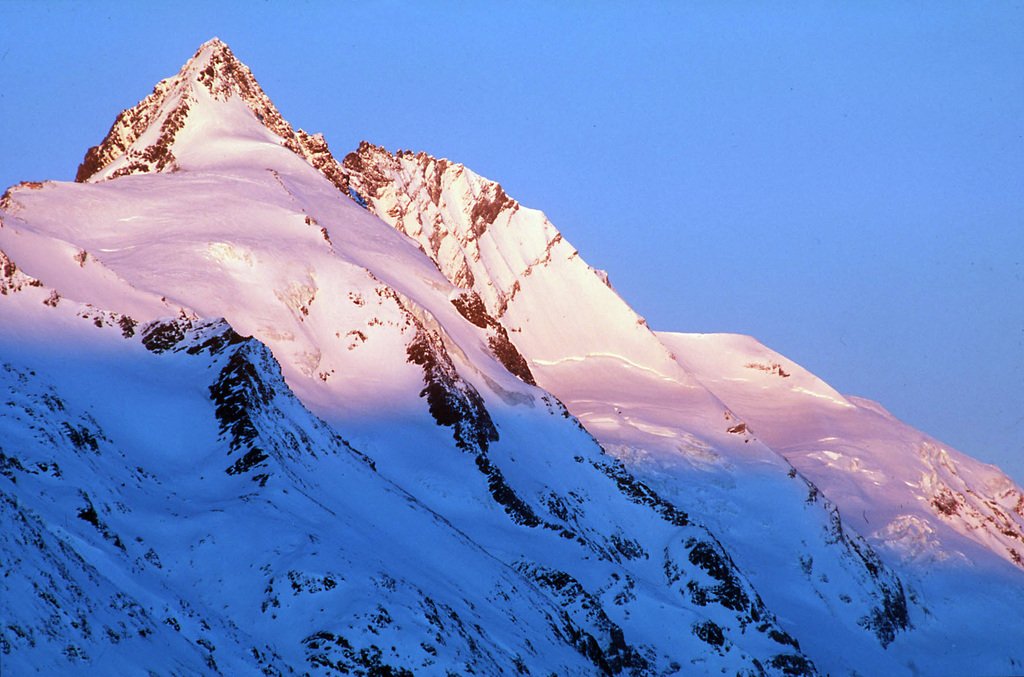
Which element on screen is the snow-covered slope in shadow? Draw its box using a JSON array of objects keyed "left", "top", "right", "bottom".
[{"left": 0, "top": 295, "right": 606, "bottom": 673}]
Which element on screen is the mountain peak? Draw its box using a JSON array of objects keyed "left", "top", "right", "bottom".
[
  {"left": 184, "top": 37, "right": 260, "bottom": 102},
  {"left": 189, "top": 37, "right": 242, "bottom": 77},
  {"left": 74, "top": 40, "right": 348, "bottom": 193},
  {"left": 198, "top": 35, "right": 227, "bottom": 49}
]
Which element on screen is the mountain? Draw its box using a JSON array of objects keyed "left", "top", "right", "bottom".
[
  {"left": 2, "top": 38, "right": 1022, "bottom": 676},
  {"left": 341, "top": 136, "right": 1024, "bottom": 670}
]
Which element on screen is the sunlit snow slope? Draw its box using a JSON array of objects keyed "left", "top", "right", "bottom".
[
  {"left": 344, "top": 133, "right": 1024, "bottom": 675},
  {"left": 3, "top": 39, "right": 818, "bottom": 676},
  {"left": 1, "top": 37, "right": 1022, "bottom": 677}
]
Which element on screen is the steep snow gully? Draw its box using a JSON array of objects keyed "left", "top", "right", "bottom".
[{"left": 2, "top": 38, "right": 1023, "bottom": 676}]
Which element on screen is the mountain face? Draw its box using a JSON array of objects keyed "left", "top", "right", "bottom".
[
  {"left": 339, "top": 139, "right": 1024, "bottom": 669},
  {"left": 2, "top": 38, "right": 1022, "bottom": 676}
]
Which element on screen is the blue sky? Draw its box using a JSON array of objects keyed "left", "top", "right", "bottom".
[{"left": 3, "top": 2, "right": 1022, "bottom": 482}]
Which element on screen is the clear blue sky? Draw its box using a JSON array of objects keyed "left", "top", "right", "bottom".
[{"left": 3, "top": 2, "right": 1022, "bottom": 482}]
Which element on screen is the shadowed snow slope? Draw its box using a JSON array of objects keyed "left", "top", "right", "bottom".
[{"left": 1, "top": 39, "right": 1022, "bottom": 676}]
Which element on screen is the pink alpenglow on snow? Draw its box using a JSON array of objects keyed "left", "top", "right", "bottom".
[{"left": 2, "top": 39, "right": 1022, "bottom": 677}]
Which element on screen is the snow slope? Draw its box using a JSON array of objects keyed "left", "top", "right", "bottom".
[
  {"left": 2, "top": 37, "right": 1022, "bottom": 676},
  {"left": 2, "top": 39, "right": 818, "bottom": 675},
  {"left": 344, "top": 131, "right": 1024, "bottom": 675},
  {"left": 662, "top": 332, "right": 1024, "bottom": 572},
  {"left": 660, "top": 331, "right": 1024, "bottom": 672},
  {"left": 0, "top": 278, "right": 604, "bottom": 674}
]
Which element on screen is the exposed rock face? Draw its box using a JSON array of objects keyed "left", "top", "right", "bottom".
[
  {"left": 405, "top": 315, "right": 498, "bottom": 454},
  {"left": 450, "top": 290, "right": 536, "bottom": 385},
  {"left": 343, "top": 142, "right": 539, "bottom": 312},
  {"left": 1, "top": 249, "right": 43, "bottom": 295},
  {"left": 916, "top": 442, "right": 1024, "bottom": 567}
]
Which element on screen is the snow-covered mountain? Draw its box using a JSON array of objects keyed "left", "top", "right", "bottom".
[
  {"left": 341, "top": 135, "right": 1024, "bottom": 672},
  {"left": 2, "top": 38, "right": 1022, "bottom": 676}
]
